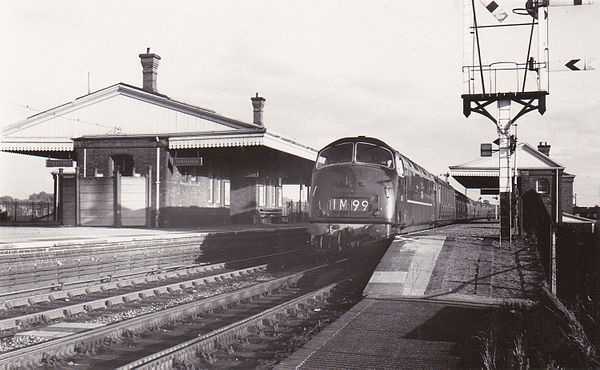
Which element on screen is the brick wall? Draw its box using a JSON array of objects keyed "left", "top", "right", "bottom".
[
  {"left": 520, "top": 169, "right": 556, "bottom": 221},
  {"left": 560, "top": 175, "right": 574, "bottom": 215},
  {"left": 74, "top": 139, "right": 306, "bottom": 227},
  {"left": 76, "top": 137, "right": 161, "bottom": 178},
  {"left": 75, "top": 137, "right": 165, "bottom": 226},
  {"left": 161, "top": 151, "right": 230, "bottom": 226}
]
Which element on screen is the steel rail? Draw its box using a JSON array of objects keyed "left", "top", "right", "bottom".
[
  {"left": 0, "top": 263, "right": 225, "bottom": 308},
  {"left": 0, "top": 264, "right": 326, "bottom": 369},
  {"left": 0, "top": 247, "right": 306, "bottom": 306},
  {"left": 118, "top": 277, "right": 342, "bottom": 369},
  {"left": 0, "top": 264, "right": 267, "bottom": 332}
]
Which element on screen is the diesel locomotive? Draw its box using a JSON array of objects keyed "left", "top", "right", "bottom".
[{"left": 308, "top": 136, "right": 495, "bottom": 258}]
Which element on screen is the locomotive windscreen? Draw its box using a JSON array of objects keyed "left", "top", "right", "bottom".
[
  {"left": 356, "top": 143, "right": 394, "bottom": 169},
  {"left": 316, "top": 142, "right": 353, "bottom": 168}
]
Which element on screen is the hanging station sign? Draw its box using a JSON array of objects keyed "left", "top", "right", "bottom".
[
  {"left": 46, "top": 159, "right": 74, "bottom": 167},
  {"left": 172, "top": 157, "right": 203, "bottom": 167}
]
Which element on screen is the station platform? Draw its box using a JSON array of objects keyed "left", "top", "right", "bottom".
[
  {"left": 278, "top": 222, "right": 546, "bottom": 369},
  {"left": 0, "top": 223, "right": 307, "bottom": 250}
]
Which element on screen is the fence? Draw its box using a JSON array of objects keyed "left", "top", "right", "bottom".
[
  {"left": 556, "top": 223, "right": 600, "bottom": 343},
  {"left": 522, "top": 189, "right": 600, "bottom": 343},
  {"left": 284, "top": 200, "right": 309, "bottom": 223},
  {"left": 0, "top": 201, "right": 55, "bottom": 223},
  {"left": 521, "top": 189, "right": 553, "bottom": 283}
]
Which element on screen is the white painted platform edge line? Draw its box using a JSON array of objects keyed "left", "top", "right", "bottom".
[
  {"left": 369, "top": 271, "right": 408, "bottom": 283},
  {"left": 402, "top": 236, "right": 447, "bottom": 296},
  {"left": 296, "top": 300, "right": 374, "bottom": 369}
]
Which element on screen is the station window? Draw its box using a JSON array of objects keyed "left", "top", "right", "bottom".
[
  {"left": 213, "top": 177, "right": 221, "bottom": 204},
  {"left": 208, "top": 163, "right": 230, "bottom": 207},
  {"left": 111, "top": 155, "right": 134, "bottom": 176},
  {"left": 536, "top": 178, "right": 550, "bottom": 194},
  {"left": 258, "top": 183, "right": 266, "bottom": 206},
  {"left": 269, "top": 179, "right": 276, "bottom": 207},
  {"left": 223, "top": 180, "right": 231, "bottom": 206},
  {"left": 275, "top": 180, "right": 283, "bottom": 207}
]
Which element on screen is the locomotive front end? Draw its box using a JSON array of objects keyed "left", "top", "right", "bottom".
[{"left": 308, "top": 138, "right": 398, "bottom": 256}]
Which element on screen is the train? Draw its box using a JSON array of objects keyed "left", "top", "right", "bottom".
[{"left": 308, "top": 136, "right": 496, "bottom": 259}]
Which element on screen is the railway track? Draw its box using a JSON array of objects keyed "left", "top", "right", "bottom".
[
  {"left": 0, "top": 227, "right": 310, "bottom": 295},
  {"left": 0, "top": 246, "right": 317, "bottom": 333},
  {"left": 0, "top": 261, "right": 359, "bottom": 369},
  {"left": 0, "top": 247, "right": 306, "bottom": 309},
  {"left": 120, "top": 279, "right": 345, "bottom": 369},
  {"left": 0, "top": 263, "right": 270, "bottom": 333}
]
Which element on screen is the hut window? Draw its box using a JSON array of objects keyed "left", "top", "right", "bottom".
[
  {"left": 536, "top": 179, "right": 549, "bottom": 194},
  {"left": 111, "top": 155, "right": 134, "bottom": 176}
]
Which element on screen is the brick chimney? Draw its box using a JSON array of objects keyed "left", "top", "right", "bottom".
[
  {"left": 139, "top": 48, "right": 161, "bottom": 94},
  {"left": 251, "top": 93, "right": 265, "bottom": 126},
  {"left": 538, "top": 142, "right": 551, "bottom": 156}
]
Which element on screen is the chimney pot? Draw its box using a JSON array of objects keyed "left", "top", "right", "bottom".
[
  {"left": 537, "top": 142, "right": 551, "bottom": 157},
  {"left": 139, "top": 49, "right": 161, "bottom": 94},
  {"left": 251, "top": 94, "right": 266, "bottom": 127}
]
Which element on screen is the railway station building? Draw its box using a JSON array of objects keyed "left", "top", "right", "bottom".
[
  {"left": 449, "top": 142, "right": 574, "bottom": 227},
  {"left": 1, "top": 50, "right": 316, "bottom": 227}
]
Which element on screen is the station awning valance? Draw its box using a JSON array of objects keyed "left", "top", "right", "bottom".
[
  {"left": 450, "top": 170, "right": 500, "bottom": 191},
  {"left": 169, "top": 133, "right": 263, "bottom": 149},
  {"left": 449, "top": 170, "right": 499, "bottom": 177},
  {"left": 0, "top": 138, "right": 74, "bottom": 151},
  {"left": 169, "top": 131, "right": 317, "bottom": 161}
]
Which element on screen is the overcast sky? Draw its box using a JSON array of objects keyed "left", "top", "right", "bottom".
[{"left": 1, "top": 1, "right": 599, "bottom": 205}]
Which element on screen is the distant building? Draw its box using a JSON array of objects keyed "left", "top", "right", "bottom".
[
  {"left": 573, "top": 206, "right": 600, "bottom": 221},
  {"left": 449, "top": 142, "right": 574, "bottom": 225}
]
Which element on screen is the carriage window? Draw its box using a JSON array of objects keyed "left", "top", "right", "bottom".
[
  {"left": 356, "top": 143, "right": 394, "bottom": 169},
  {"left": 316, "top": 143, "right": 353, "bottom": 168}
]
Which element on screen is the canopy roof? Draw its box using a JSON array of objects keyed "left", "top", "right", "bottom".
[
  {"left": 1, "top": 83, "right": 316, "bottom": 162},
  {"left": 449, "top": 142, "right": 565, "bottom": 192}
]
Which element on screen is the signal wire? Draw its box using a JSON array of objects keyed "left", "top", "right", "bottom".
[
  {"left": 471, "top": 0, "right": 486, "bottom": 94},
  {"left": 521, "top": 17, "right": 537, "bottom": 92}
]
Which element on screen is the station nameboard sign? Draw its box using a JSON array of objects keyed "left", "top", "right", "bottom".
[
  {"left": 172, "top": 157, "right": 203, "bottom": 166},
  {"left": 46, "top": 159, "right": 74, "bottom": 167}
]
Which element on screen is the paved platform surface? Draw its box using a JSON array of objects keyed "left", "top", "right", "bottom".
[
  {"left": 278, "top": 222, "right": 546, "bottom": 369},
  {"left": 0, "top": 223, "right": 306, "bottom": 249}
]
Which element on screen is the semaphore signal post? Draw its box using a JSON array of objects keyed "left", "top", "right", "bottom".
[{"left": 461, "top": 0, "right": 593, "bottom": 240}]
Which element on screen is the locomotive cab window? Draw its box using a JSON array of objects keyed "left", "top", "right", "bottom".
[
  {"left": 316, "top": 143, "right": 353, "bottom": 168},
  {"left": 356, "top": 143, "right": 394, "bottom": 169}
]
